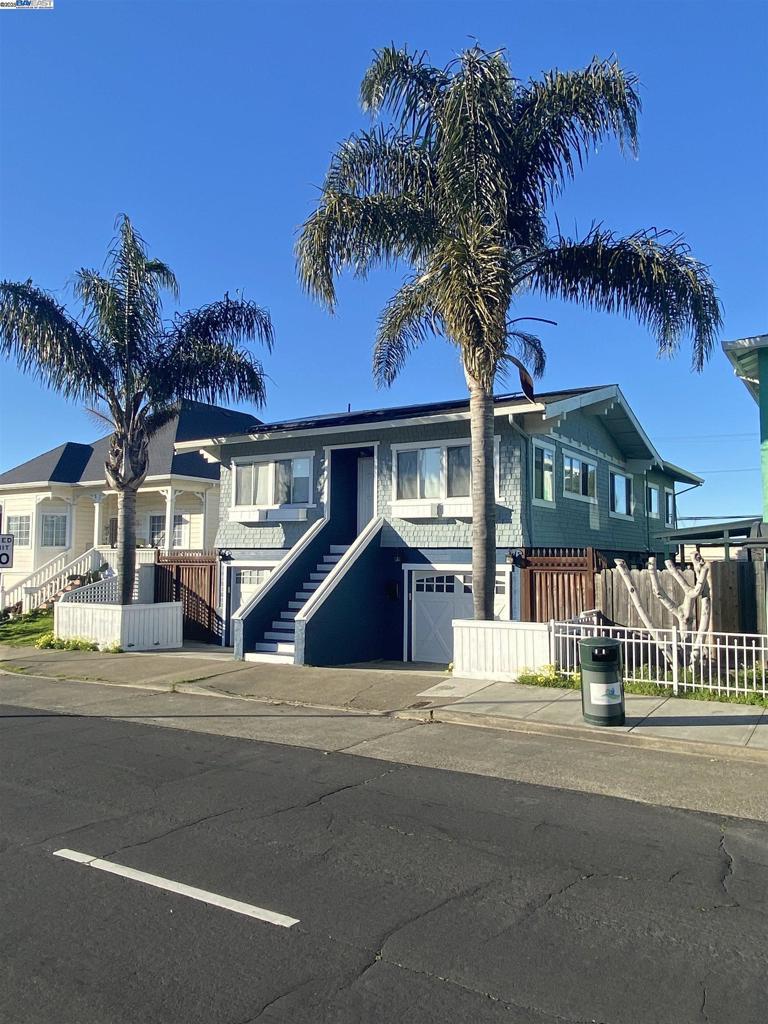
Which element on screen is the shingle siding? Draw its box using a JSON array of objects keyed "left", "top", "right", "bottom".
[{"left": 213, "top": 407, "right": 679, "bottom": 557}]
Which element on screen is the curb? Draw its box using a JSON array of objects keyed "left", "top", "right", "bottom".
[{"left": 395, "top": 706, "right": 768, "bottom": 765}]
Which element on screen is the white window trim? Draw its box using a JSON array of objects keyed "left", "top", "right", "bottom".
[
  {"left": 646, "top": 483, "right": 661, "bottom": 519},
  {"left": 6, "top": 513, "right": 31, "bottom": 547},
  {"left": 390, "top": 436, "right": 500, "bottom": 514},
  {"left": 39, "top": 510, "right": 69, "bottom": 548},
  {"left": 146, "top": 511, "right": 189, "bottom": 549},
  {"left": 561, "top": 448, "right": 598, "bottom": 505},
  {"left": 664, "top": 487, "right": 676, "bottom": 528},
  {"left": 531, "top": 439, "right": 556, "bottom": 508},
  {"left": 230, "top": 450, "right": 316, "bottom": 511},
  {"left": 609, "top": 470, "right": 634, "bottom": 521}
]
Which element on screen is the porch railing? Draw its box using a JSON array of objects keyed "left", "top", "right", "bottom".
[{"left": 2, "top": 547, "right": 104, "bottom": 612}]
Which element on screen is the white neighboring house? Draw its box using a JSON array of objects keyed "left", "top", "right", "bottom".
[{"left": 0, "top": 401, "right": 260, "bottom": 610}]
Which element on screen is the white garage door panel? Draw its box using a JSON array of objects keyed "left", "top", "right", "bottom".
[
  {"left": 231, "top": 567, "right": 272, "bottom": 615},
  {"left": 411, "top": 571, "right": 507, "bottom": 664}
]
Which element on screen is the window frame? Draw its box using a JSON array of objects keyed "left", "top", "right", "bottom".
[
  {"left": 390, "top": 436, "right": 500, "bottom": 512},
  {"left": 147, "top": 511, "right": 190, "bottom": 549},
  {"left": 561, "top": 449, "right": 598, "bottom": 505},
  {"left": 646, "top": 483, "right": 660, "bottom": 519},
  {"left": 664, "top": 487, "right": 676, "bottom": 528},
  {"left": 230, "top": 451, "right": 316, "bottom": 511},
  {"left": 531, "top": 439, "right": 556, "bottom": 507},
  {"left": 40, "top": 511, "right": 68, "bottom": 548},
  {"left": 6, "top": 514, "right": 31, "bottom": 547},
  {"left": 609, "top": 470, "right": 634, "bottom": 520}
]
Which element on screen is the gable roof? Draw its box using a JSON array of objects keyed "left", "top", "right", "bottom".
[{"left": 0, "top": 401, "right": 261, "bottom": 489}]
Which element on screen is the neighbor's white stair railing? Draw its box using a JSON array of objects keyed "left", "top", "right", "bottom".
[{"left": 3, "top": 547, "right": 105, "bottom": 612}]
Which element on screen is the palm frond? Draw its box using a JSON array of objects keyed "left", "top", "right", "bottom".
[
  {"left": 360, "top": 45, "right": 447, "bottom": 129},
  {"left": 141, "top": 402, "right": 180, "bottom": 438},
  {"left": 0, "top": 280, "right": 108, "bottom": 399},
  {"left": 168, "top": 294, "right": 274, "bottom": 353},
  {"left": 153, "top": 338, "right": 268, "bottom": 408},
  {"left": 106, "top": 215, "right": 174, "bottom": 356},
  {"left": 505, "top": 329, "right": 546, "bottom": 378},
  {"left": 296, "top": 191, "right": 435, "bottom": 309},
  {"left": 373, "top": 275, "right": 442, "bottom": 387},
  {"left": 325, "top": 127, "right": 436, "bottom": 200},
  {"left": 531, "top": 228, "right": 722, "bottom": 369},
  {"left": 512, "top": 58, "right": 640, "bottom": 204}
]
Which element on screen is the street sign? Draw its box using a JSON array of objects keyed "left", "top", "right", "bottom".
[{"left": 0, "top": 535, "right": 14, "bottom": 569}]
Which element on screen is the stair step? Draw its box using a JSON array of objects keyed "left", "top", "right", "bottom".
[
  {"left": 322, "top": 554, "right": 343, "bottom": 565},
  {"left": 254, "top": 639, "right": 295, "bottom": 654},
  {"left": 309, "top": 571, "right": 331, "bottom": 581},
  {"left": 287, "top": 600, "right": 305, "bottom": 610},
  {"left": 280, "top": 609, "right": 298, "bottom": 620},
  {"left": 265, "top": 629, "right": 295, "bottom": 641},
  {"left": 329, "top": 545, "right": 350, "bottom": 554},
  {"left": 245, "top": 651, "right": 294, "bottom": 665},
  {"left": 302, "top": 580, "right": 321, "bottom": 591},
  {"left": 295, "top": 591, "right": 313, "bottom": 601},
  {"left": 271, "top": 620, "right": 296, "bottom": 631}
]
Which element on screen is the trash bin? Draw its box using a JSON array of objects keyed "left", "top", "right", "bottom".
[{"left": 579, "top": 637, "right": 625, "bottom": 726}]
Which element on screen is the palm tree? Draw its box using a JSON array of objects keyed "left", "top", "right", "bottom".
[
  {"left": 297, "top": 45, "right": 721, "bottom": 620},
  {"left": 0, "top": 215, "right": 273, "bottom": 606}
]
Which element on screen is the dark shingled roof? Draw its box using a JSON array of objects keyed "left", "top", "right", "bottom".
[
  {"left": 0, "top": 401, "right": 261, "bottom": 487},
  {"left": 199, "top": 386, "right": 606, "bottom": 439}
]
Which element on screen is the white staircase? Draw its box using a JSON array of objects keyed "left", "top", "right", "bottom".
[{"left": 245, "top": 545, "right": 349, "bottom": 664}]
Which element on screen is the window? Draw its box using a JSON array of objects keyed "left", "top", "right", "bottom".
[
  {"left": 563, "top": 453, "right": 597, "bottom": 501},
  {"left": 6, "top": 515, "right": 30, "bottom": 547},
  {"left": 149, "top": 514, "right": 166, "bottom": 547},
  {"left": 665, "top": 489, "right": 676, "bottom": 527},
  {"left": 533, "top": 443, "right": 554, "bottom": 503},
  {"left": 395, "top": 442, "right": 472, "bottom": 502},
  {"left": 235, "top": 568, "right": 271, "bottom": 587},
  {"left": 414, "top": 572, "right": 506, "bottom": 595},
  {"left": 171, "top": 514, "right": 188, "bottom": 548},
  {"left": 40, "top": 513, "right": 67, "bottom": 547},
  {"left": 646, "top": 484, "right": 660, "bottom": 518},
  {"left": 446, "top": 445, "right": 471, "bottom": 498},
  {"left": 610, "top": 471, "right": 633, "bottom": 517},
  {"left": 233, "top": 455, "right": 313, "bottom": 507}
]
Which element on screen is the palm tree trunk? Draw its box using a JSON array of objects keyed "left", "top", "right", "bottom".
[
  {"left": 467, "top": 369, "right": 496, "bottom": 620},
  {"left": 115, "top": 486, "right": 138, "bottom": 606}
]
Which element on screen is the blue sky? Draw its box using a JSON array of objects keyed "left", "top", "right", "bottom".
[{"left": 1, "top": 0, "right": 766, "bottom": 522}]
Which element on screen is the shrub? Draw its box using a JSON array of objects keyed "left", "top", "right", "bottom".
[
  {"left": 100, "top": 642, "right": 123, "bottom": 654},
  {"left": 34, "top": 633, "right": 98, "bottom": 651}
]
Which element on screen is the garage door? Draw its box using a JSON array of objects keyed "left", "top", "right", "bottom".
[
  {"left": 411, "top": 571, "right": 507, "bottom": 664},
  {"left": 231, "top": 567, "right": 272, "bottom": 616}
]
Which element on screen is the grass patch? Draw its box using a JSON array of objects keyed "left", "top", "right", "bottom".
[
  {"left": 513, "top": 665, "right": 768, "bottom": 708},
  {"left": 0, "top": 610, "right": 54, "bottom": 647}
]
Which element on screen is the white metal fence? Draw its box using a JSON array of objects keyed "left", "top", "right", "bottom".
[{"left": 552, "top": 621, "right": 768, "bottom": 698}]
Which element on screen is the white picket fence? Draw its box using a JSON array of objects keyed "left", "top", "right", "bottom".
[
  {"left": 55, "top": 600, "right": 183, "bottom": 650},
  {"left": 453, "top": 618, "right": 768, "bottom": 698}
]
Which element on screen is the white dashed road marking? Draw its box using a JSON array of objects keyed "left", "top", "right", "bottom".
[{"left": 53, "top": 849, "right": 299, "bottom": 928}]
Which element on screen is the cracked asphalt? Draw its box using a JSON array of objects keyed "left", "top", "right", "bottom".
[{"left": 1, "top": 702, "right": 767, "bottom": 1024}]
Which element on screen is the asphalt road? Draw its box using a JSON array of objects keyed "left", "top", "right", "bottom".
[{"left": 1, "top": 702, "right": 767, "bottom": 1024}]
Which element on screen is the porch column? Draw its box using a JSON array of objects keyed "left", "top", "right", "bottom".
[
  {"left": 163, "top": 487, "right": 176, "bottom": 551},
  {"left": 759, "top": 347, "right": 768, "bottom": 524},
  {"left": 92, "top": 493, "right": 104, "bottom": 548}
]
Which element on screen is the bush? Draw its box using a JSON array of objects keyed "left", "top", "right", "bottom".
[
  {"left": 34, "top": 633, "right": 99, "bottom": 651},
  {"left": 515, "top": 664, "right": 578, "bottom": 689},
  {"left": 100, "top": 642, "right": 124, "bottom": 654}
]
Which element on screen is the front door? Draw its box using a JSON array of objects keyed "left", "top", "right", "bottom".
[{"left": 356, "top": 455, "right": 375, "bottom": 534}]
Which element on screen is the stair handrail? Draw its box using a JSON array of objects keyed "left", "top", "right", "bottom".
[
  {"left": 296, "top": 516, "right": 385, "bottom": 623},
  {"left": 3, "top": 546, "right": 104, "bottom": 610},
  {"left": 231, "top": 516, "right": 328, "bottom": 622}
]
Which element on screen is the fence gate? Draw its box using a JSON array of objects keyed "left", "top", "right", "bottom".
[
  {"left": 519, "top": 547, "right": 596, "bottom": 622},
  {"left": 154, "top": 551, "right": 220, "bottom": 642}
]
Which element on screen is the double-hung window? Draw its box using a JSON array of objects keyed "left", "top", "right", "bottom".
[
  {"left": 40, "top": 512, "right": 67, "bottom": 547},
  {"left": 394, "top": 442, "right": 473, "bottom": 503},
  {"left": 563, "top": 452, "right": 597, "bottom": 502},
  {"left": 610, "top": 471, "right": 633, "bottom": 518},
  {"left": 665, "top": 488, "right": 676, "bottom": 527},
  {"left": 149, "top": 513, "right": 188, "bottom": 548},
  {"left": 149, "top": 514, "right": 166, "bottom": 547},
  {"left": 233, "top": 454, "right": 314, "bottom": 508},
  {"left": 532, "top": 442, "right": 555, "bottom": 504},
  {"left": 646, "top": 484, "right": 660, "bottom": 518},
  {"left": 6, "top": 515, "right": 31, "bottom": 547}
]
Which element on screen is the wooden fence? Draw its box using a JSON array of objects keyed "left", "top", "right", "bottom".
[{"left": 594, "top": 560, "right": 764, "bottom": 634}]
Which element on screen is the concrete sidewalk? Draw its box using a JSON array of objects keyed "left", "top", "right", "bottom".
[
  {"left": 414, "top": 677, "right": 768, "bottom": 753},
  {"left": 2, "top": 643, "right": 767, "bottom": 758}
]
